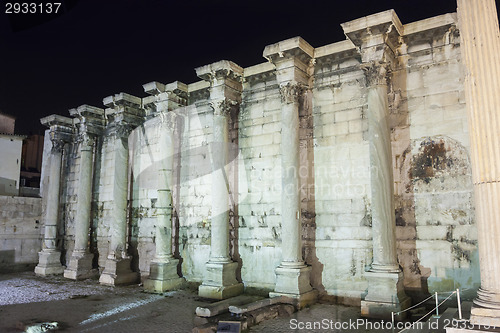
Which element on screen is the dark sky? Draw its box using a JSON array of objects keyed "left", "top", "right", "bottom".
[{"left": 1, "top": 0, "right": 496, "bottom": 134}]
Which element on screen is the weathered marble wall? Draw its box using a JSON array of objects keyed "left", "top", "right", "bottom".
[
  {"left": 238, "top": 63, "right": 283, "bottom": 290},
  {"left": 311, "top": 41, "right": 372, "bottom": 302},
  {"left": 392, "top": 14, "right": 478, "bottom": 295}
]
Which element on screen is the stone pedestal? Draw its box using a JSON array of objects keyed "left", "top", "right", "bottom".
[
  {"left": 361, "top": 271, "right": 411, "bottom": 320},
  {"left": 99, "top": 257, "right": 138, "bottom": 286},
  {"left": 34, "top": 250, "right": 64, "bottom": 276},
  {"left": 198, "top": 261, "right": 244, "bottom": 299},
  {"left": 144, "top": 260, "right": 184, "bottom": 292},
  {"left": 64, "top": 252, "right": 96, "bottom": 280}
]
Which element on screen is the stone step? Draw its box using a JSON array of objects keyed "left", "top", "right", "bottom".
[
  {"left": 195, "top": 295, "right": 262, "bottom": 317},
  {"left": 229, "top": 296, "right": 289, "bottom": 315}
]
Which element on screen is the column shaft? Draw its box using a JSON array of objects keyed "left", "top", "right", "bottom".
[
  {"left": 144, "top": 120, "right": 184, "bottom": 293},
  {"left": 64, "top": 139, "right": 97, "bottom": 280},
  {"left": 360, "top": 63, "right": 410, "bottom": 320},
  {"left": 155, "top": 189, "right": 173, "bottom": 259},
  {"left": 268, "top": 81, "right": 314, "bottom": 306},
  {"left": 36, "top": 115, "right": 72, "bottom": 276},
  {"left": 73, "top": 144, "right": 93, "bottom": 252},
  {"left": 196, "top": 60, "right": 244, "bottom": 300},
  {"left": 99, "top": 93, "right": 142, "bottom": 286},
  {"left": 367, "top": 84, "right": 398, "bottom": 271},
  {"left": 108, "top": 135, "right": 129, "bottom": 258},
  {"left": 280, "top": 101, "right": 302, "bottom": 266},
  {"left": 44, "top": 148, "right": 63, "bottom": 250},
  {"left": 210, "top": 114, "right": 230, "bottom": 262},
  {"left": 457, "top": 0, "right": 500, "bottom": 325}
]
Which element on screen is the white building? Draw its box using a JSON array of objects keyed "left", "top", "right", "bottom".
[{"left": 0, "top": 133, "right": 25, "bottom": 196}]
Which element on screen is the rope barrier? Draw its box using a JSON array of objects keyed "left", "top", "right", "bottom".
[
  {"left": 393, "top": 293, "right": 435, "bottom": 315},
  {"left": 392, "top": 289, "right": 460, "bottom": 333}
]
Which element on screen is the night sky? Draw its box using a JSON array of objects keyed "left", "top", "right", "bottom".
[{"left": 0, "top": 0, "right": 496, "bottom": 135}]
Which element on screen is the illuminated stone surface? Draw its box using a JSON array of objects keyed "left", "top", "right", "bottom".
[{"left": 24, "top": 8, "right": 488, "bottom": 322}]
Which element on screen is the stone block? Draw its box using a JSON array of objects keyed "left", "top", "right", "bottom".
[{"left": 425, "top": 91, "right": 460, "bottom": 109}]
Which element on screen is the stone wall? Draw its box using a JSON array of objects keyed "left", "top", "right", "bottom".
[
  {"left": 0, "top": 196, "right": 42, "bottom": 272},
  {"left": 44, "top": 10, "right": 479, "bottom": 303},
  {"left": 392, "top": 14, "right": 478, "bottom": 295},
  {"left": 311, "top": 42, "right": 372, "bottom": 301}
]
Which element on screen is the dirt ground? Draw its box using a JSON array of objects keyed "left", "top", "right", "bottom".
[{"left": 0, "top": 272, "right": 382, "bottom": 333}]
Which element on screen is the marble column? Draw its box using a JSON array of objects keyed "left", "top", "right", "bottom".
[
  {"left": 144, "top": 112, "right": 184, "bottom": 292},
  {"left": 99, "top": 93, "right": 143, "bottom": 286},
  {"left": 341, "top": 11, "right": 409, "bottom": 319},
  {"left": 196, "top": 60, "right": 244, "bottom": 299},
  {"left": 263, "top": 37, "right": 316, "bottom": 308},
  {"left": 64, "top": 133, "right": 95, "bottom": 279},
  {"left": 457, "top": 0, "right": 500, "bottom": 326},
  {"left": 360, "top": 62, "right": 410, "bottom": 319},
  {"left": 64, "top": 105, "right": 105, "bottom": 280},
  {"left": 35, "top": 115, "right": 73, "bottom": 276}
]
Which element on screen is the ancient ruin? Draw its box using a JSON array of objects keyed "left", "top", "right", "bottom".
[{"left": 23, "top": 4, "right": 500, "bottom": 325}]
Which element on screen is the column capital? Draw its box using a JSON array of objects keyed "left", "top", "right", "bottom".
[
  {"left": 209, "top": 98, "right": 238, "bottom": 117},
  {"left": 41, "top": 114, "right": 74, "bottom": 153},
  {"left": 48, "top": 134, "right": 66, "bottom": 154},
  {"left": 263, "top": 37, "right": 314, "bottom": 85},
  {"left": 76, "top": 132, "right": 96, "bottom": 151},
  {"left": 361, "top": 61, "right": 391, "bottom": 87},
  {"left": 279, "top": 82, "right": 306, "bottom": 105},
  {"left": 341, "top": 9, "right": 402, "bottom": 63}
]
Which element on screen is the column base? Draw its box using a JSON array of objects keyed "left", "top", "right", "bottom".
[
  {"left": 144, "top": 259, "right": 185, "bottom": 293},
  {"left": 361, "top": 270, "right": 411, "bottom": 320},
  {"left": 63, "top": 252, "right": 97, "bottom": 280},
  {"left": 34, "top": 250, "right": 64, "bottom": 276},
  {"left": 270, "top": 264, "right": 316, "bottom": 309},
  {"left": 470, "top": 288, "right": 500, "bottom": 327},
  {"left": 198, "top": 261, "right": 243, "bottom": 300},
  {"left": 99, "top": 257, "right": 138, "bottom": 286}
]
